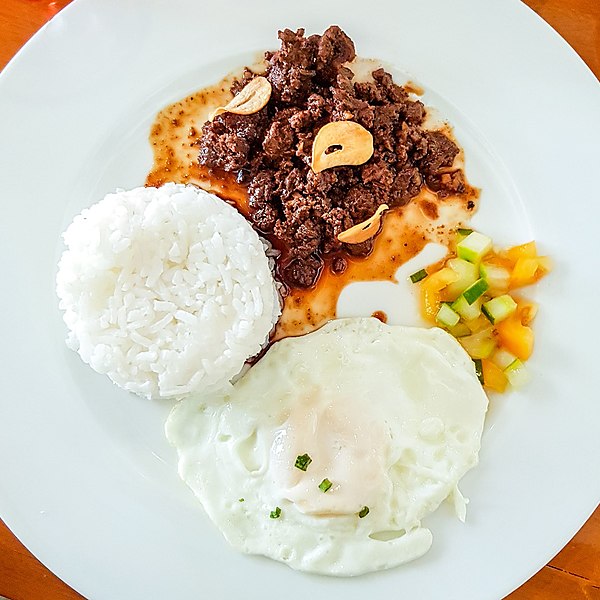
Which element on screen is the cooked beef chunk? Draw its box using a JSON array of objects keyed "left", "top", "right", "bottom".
[{"left": 198, "top": 26, "right": 465, "bottom": 288}]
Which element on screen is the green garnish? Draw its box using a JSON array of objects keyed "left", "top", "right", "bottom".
[
  {"left": 409, "top": 268, "right": 428, "bottom": 284},
  {"left": 358, "top": 506, "right": 370, "bottom": 518},
  {"left": 238, "top": 498, "right": 245, "bottom": 502},
  {"left": 462, "top": 278, "right": 489, "bottom": 305},
  {"left": 473, "top": 358, "right": 484, "bottom": 385},
  {"left": 457, "top": 227, "right": 473, "bottom": 236},
  {"left": 270, "top": 507, "right": 281, "bottom": 519},
  {"left": 318, "top": 478, "right": 333, "bottom": 493},
  {"left": 294, "top": 453, "right": 312, "bottom": 471}
]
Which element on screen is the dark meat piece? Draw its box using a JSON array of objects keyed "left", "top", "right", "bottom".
[
  {"left": 199, "top": 112, "right": 267, "bottom": 171},
  {"left": 391, "top": 167, "right": 423, "bottom": 204},
  {"left": 402, "top": 99, "right": 426, "bottom": 125},
  {"left": 361, "top": 160, "right": 395, "bottom": 195},
  {"left": 371, "top": 68, "right": 408, "bottom": 103},
  {"left": 274, "top": 218, "right": 322, "bottom": 258},
  {"left": 248, "top": 171, "right": 276, "bottom": 209},
  {"left": 345, "top": 238, "right": 374, "bottom": 257},
  {"left": 426, "top": 170, "right": 466, "bottom": 197},
  {"left": 230, "top": 68, "right": 256, "bottom": 95},
  {"left": 344, "top": 186, "right": 379, "bottom": 222},
  {"left": 283, "top": 255, "right": 323, "bottom": 288},
  {"left": 288, "top": 93, "right": 327, "bottom": 130},
  {"left": 267, "top": 28, "right": 317, "bottom": 104},
  {"left": 263, "top": 119, "right": 295, "bottom": 159},
  {"left": 197, "top": 26, "right": 470, "bottom": 290},
  {"left": 322, "top": 207, "right": 352, "bottom": 254},
  {"left": 354, "top": 80, "right": 387, "bottom": 104},
  {"left": 315, "top": 26, "right": 356, "bottom": 82},
  {"left": 419, "top": 131, "right": 459, "bottom": 174},
  {"left": 331, "top": 74, "right": 374, "bottom": 128},
  {"left": 305, "top": 169, "right": 338, "bottom": 196},
  {"left": 252, "top": 205, "right": 279, "bottom": 233},
  {"left": 330, "top": 256, "right": 348, "bottom": 274}
]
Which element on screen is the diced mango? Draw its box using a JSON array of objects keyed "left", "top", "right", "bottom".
[
  {"left": 495, "top": 314, "right": 534, "bottom": 360},
  {"left": 536, "top": 256, "right": 553, "bottom": 272},
  {"left": 420, "top": 267, "right": 458, "bottom": 320},
  {"left": 485, "top": 254, "right": 515, "bottom": 271},
  {"left": 482, "top": 359, "right": 508, "bottom": 393},
  {"left": 510, "top": 256, "right": 550, "bottom": 288},
  {"left": 506, "top": 241, "right": 538, "bottom": 263},
  {"left": 516, "top": 299, "right": 538, "bottom": 325},
  {"left": 466, "top": 314, "right": 491, "bottom": 333}
]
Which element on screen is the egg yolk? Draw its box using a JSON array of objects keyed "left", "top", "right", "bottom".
[{"left": 269, "top": 393, "right": 387, "bottom": 516}]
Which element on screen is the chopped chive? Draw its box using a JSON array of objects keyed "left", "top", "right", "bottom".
[
  {"left": 409, "top": 268, "right": 428, "bottom": 284},
  {"left": 270, "top": 506, "right": 281, "bottom": 519},
  {"left": 358, "top": 506, "right": 370, "bottom": 518},
  {"left": 318, "top": 478, "right": 333, "bottom": 493},
  {"left": 294, "top": 453, "right": 312, "bottom": 471},
  {"left": 457, "top": 227, "right": 473, "bottom": 236},
  {"left": 238, "top": 498, "right": 245, "bottom": 502},
  {"left": 473, "top": 358, "right": 484, "bottom": 385}
]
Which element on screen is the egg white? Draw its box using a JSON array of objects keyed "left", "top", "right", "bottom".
[{"left": 166, "top": 318, "right": 488, "bottom": 576}]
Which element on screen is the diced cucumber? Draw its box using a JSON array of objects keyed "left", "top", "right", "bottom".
[
  {"left": 452, "top": 295, "right": 483, "bottom": 321},
  {"left": 504, "top": 359, "right": 531, "bottom": 388},
  {"left": 444, "top": 258, "right": 479, "bottom": 301},
  {"left": 409, "top": 268, "right": 428, "bottom": 283},
  {"left": 462, "top": 278, "right": 489, "bottom": 304},
  {"left": 480, "top": 262, "right": 510, "bottom": 294},
  {"left": 492, "top": 348, "right": 517, "bottom": 370},
  {"left": 482, "top": 294, "right": 518, "bottom": 324},
  {"left": 457, "top": 232, "right": 492, "bottom": 263},
  {"left": 448, "top": 322, "right": 471, "bottom": 338},
  {"left": 459, "top": 328, "right": 497, "bottom": 359},
  {"left": 457, "top": 227, "right": 474, "bottom": 236},
  {"left": 472, "top": 358, "right": 484, "bottom": 385},
  {"left": 436, "top": 303, "right": 461, "bottom": 328}
]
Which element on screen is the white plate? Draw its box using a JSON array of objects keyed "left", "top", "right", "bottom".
[{"left": 0, "top": 1, "right": 599, "bottom": 598}]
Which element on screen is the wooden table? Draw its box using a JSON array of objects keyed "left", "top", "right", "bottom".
[{"left": 0, "top": 1, "right": 598, "bottom": 598}]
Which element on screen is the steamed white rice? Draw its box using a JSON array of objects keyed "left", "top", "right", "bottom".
[{"left": 56, "top": 183, "right": 280, "bottom": 399}]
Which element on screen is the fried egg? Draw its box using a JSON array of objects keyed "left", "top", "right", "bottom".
[{"left": 166, "top": 318, "right": 488, "bottom": 576}]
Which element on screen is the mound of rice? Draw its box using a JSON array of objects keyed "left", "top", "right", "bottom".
[{"left": 56, "top": 183, "right": 280, "bottom": 399}]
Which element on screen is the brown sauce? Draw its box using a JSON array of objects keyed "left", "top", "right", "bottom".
[
  {"left": 371, "top": 311, "right": 388, "bottom": 323},
  {"left": 146, "top": 70, "right": 478, "bottom": 340},
  {"left": 404, "top": 81, "right": 425, "bottom": 96}
]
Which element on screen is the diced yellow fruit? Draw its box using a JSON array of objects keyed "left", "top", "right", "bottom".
[
  {"left": 466, "top": 314, "right": 491, "bottom": 333},
  {"left": 536, "top": 256, "right": 553, "bottom": 272},
  {"left": 510, "top": 257, "right": 539, "bottom": 287},
  {"left": 510, "top": 256, "right": 550, "bottom": 289},
  {"left": 506, "top": 241, "right": 538, "bottom": 263},
  {"left": 516, "top": 299, "right": 538, "bottom": 325},
  {"left": 426, "top": 267, "right": 459, "bottom": 290},
  {"left": 486, "top": 254, "right": 515, "bottom": 270},
  {"left": 420, "top": 267, "right": 458, "bottom": 320},
  {"left": 482, "top": 359, "right": 508, "bottom": 393},
  {"left": 510, "top": 257, "right": 549, "bottom": 288},
  {"left": 495, "top": 314, "right": 534, "bottom": 360}
]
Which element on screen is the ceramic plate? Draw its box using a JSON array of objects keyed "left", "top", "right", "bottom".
[{"left": 0, "top": 0, "right": 599, "bottom": 598}]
